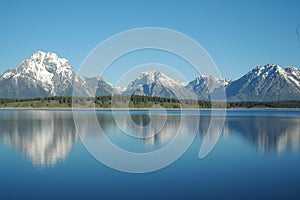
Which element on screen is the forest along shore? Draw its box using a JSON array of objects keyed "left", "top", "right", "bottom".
[{"left": 0, "top": 96, "right": 300, "bottom": 109}]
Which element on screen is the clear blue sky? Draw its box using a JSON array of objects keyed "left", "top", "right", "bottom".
[{"left": 1, "top": 0, "right": 300, "bottom": 84}]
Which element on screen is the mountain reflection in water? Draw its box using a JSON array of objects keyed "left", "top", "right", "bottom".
[
  {"left": 225, "top": 116, "right": 300, "bottom": 154},
  {"left": 0, "top": 111, "right": 77, "bottom": 167},
  {"left": 0, "top": 110, "right": 299, "bottom": 167}
]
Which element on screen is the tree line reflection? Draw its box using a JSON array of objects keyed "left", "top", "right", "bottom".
[{"left": 0, "top": 111, "right": 299, "bottom": 167}]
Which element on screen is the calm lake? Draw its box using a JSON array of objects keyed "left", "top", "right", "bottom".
[{"left": 0, "top": 110, "right": 300, "bottom": 199}]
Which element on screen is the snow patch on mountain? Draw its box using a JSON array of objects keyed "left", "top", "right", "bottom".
[
  {"left": 187, "top": 75, "right": 232, "bottom": 100},
  {"left": 226, "top": 64, "right": 300, "bottom": 101},
  {"left": 0, "top": 51, "right": 118, "bottom": 98},
  {"left": 124, "top": 71, "right": 197, "bottom": 99},
  {"left": 1, "top": 52, "right": 299, "bottom": 101}
]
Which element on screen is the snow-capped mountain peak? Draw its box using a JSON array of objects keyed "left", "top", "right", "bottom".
[
  {"left": 124, "top": 71, "right": 196, "bottom": 99},
  {"left": 1, "top": 53, "right": 300, "bottom": 101},
  {"left": 128, "top": 71, "right": 182, "bottom": 89},
  {"left": 248, "top": 64, "right": 300, "bottom": 87},
  {"left": 226, "top": 64, "right": 300, "bottom": 101},
  {"left": 186, "top": 75, "right": 231, "bottom": 100},
  {"left": 11, "top": 51, "right": 74, "bottom": 95},
  {"left": 193, "top": 75, "right": 232, "bottom": 86},
  {"left": 0, "top": 51, "right": 117, "bottom": 98},
  {"left": 136, "top": 71, "right": 180, "bottom": 85}
]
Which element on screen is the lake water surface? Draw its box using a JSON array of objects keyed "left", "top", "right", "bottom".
[{"left": 0, "top": 110, "right": 300, "bottom": 199}]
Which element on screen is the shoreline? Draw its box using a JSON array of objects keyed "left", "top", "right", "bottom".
[{"left": 0, "top": 107, "right": 299, "bottom": 111}]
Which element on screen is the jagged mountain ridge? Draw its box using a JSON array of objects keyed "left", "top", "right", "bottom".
[
  {"left": 0, "top": 51, "right": 117, "bottom": 98},
  {"left": 186, "top": 75, "right": 232, "bottom": 100},
  {"left": 123, "top": 71, "right": 197, "bottom": 99},
  {"left": 0, "top": 51, "right": 300, "bottom": 101},
  {"left": 226, "top": 64, "right": 300, "bottom": 101}
]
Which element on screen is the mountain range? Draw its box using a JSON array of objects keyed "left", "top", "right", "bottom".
[{"left": 0, "top": 51, "right": 299, "bottom": 101}]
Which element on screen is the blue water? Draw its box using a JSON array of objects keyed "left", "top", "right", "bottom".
[{"left": 0, "top": 110, "right": 300, "bottom": 199}]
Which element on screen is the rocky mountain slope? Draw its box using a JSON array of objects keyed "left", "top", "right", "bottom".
[
  {"left": 0, "top": 52, "right": 299, "bottom": 101},
  {"left": 123, "top": 71, "right": 197, "bottom": 99},
  {"left": 0, "top": 51, "right": 117, "bottom": 98},
  {"left": 226, "top": 64, "right": 300, "bottom": 101},
  {"left": 186, "top": 75, "right": 231, "bottom": 100}
]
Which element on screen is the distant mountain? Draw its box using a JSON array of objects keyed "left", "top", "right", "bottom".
[
  {"left": 186, "top": 75, "right": 232, "bottom": 100},
  {"left": 0, "top": 51, "right": 118, "bottom": 98},
  {"left": 81, "top": 76, "right": 119, "bottom": 97},
  {"left": 226, "top": 64, "right": 300, "bottom": 101},
  {"left": 0, "top": 52, "right": 299, "bottom": 101},
  {"left": 123, "top": 71, "right": 196, "bottom": 99}
]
